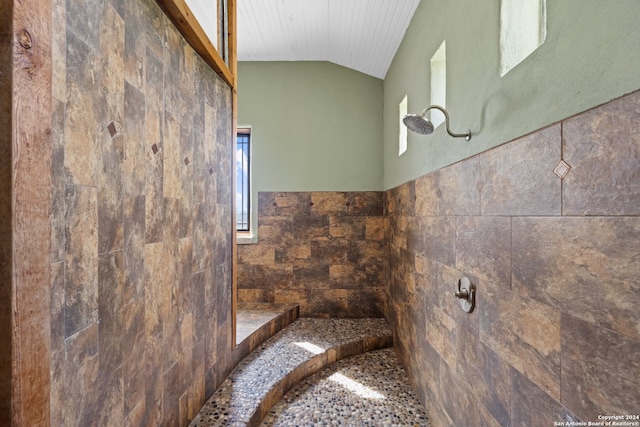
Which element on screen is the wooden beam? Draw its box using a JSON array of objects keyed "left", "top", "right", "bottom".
[
  {"left": 0, "top": 0, "right": 14, "bottom": 419},
  {"left": 231, "top": 86, "right": 238, "bottom": 348},
  {"left": 11, "top": 0, "right": 53, "bottom": 424},
  {"left": 225, "top": 0, "right": 239, "bottom": 348},
  {"left": 228, "top": 0, "right": 238, "bottom": 348},
  {"left": 228, "top": 0, "right": 237, "bottom": 79},
  {"left": 155, "top": 0, "right": 235, "bottom": 88}
]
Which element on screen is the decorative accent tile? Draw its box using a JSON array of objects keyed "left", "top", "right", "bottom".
[
  {"left": 107, "top": 121, "right": 117, "bottom": 137},
  {"left": 553, "top": 159, "right": 571, "bottom": 179}
]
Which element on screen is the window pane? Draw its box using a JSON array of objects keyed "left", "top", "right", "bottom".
[
  {"left": 430, "top": 41, "right": 446, "bottom": 128},
  {"left": 236, "top": 133, "right": 250, "bottom": 231},
  {"left": 399, "top": 95, "right": 407, "bottom": 155},
  {"left": 500, "top": 0, "right": 547, "bottom": 76},
  {"left": 185, "top": 0, "right": 220, "bottom": 50}
]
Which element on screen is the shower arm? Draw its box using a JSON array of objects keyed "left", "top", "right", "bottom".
[{"left": 420, "top": 105, "right": 471, "bottom": 141}]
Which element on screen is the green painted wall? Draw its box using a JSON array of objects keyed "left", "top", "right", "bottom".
[
  {"left": 383, "top": 0, "right": 640, "bottom": 189},
  {"left": 237, "top": 61, "right": 383, "bottom": 190},
  {"left": 237, "top": 61, "right": 383, "bottom": 237}
]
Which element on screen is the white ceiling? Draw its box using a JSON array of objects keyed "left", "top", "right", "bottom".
[{"left": 236, "top": 0, "right": 421, "bottom": 79}]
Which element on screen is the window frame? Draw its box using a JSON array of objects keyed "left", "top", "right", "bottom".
[
  {"left": 155, "top": 0, "right": 236, "bottom": 87},
  {"left": 236, "top": 128, "right": 251, "bottom": 234}
]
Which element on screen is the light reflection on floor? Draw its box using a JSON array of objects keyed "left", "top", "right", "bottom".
[
  {"left": 328, "top": 372, "right": 386, "bottom": 400},
  {"left": 293, "top": 341, "right": 326, "bottom": 355},
  {"left": 261, "top": 348, "right": 430, "bottom": 426}
]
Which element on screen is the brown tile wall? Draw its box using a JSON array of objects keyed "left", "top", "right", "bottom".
[
  {"left": 48, "top": 0, "right": 235, "bottom": 425},
  {"left": 238, "top": 192, "right": 386, "bottom": 317},
  {"left": 385, "top": 90, "right": 640, "bottom": 426}
]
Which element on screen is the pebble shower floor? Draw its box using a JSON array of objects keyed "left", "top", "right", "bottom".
[
  {"left": 261, "top": 348, "right": 430, "bottom": 426},
  {"left": 189, "top": 318, "right": 430, "bottom": 426}
]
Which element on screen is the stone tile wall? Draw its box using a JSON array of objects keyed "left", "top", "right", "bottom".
[
  {"left": 237, "top": 192, "right": 386, "bottom": 317},
  {"left": 49, "top": 0, "right": 234, "bottom": 425},
  {"left": 385, "top": 90, "right": 640, "bottom": 426}
]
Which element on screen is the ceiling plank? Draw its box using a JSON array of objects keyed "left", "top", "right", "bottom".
[{"left": 237, "top": 0, "right": 420, "bottom": 79}]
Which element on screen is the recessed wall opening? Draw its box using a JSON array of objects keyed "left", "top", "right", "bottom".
[
  {"left": 430, "top": 41, "right": 446, "bottom": 128},
  {"left": 236, "top": 128, "right": 251, "bottom": 233},
  {"left": 399, "top": 95, "right": 408, "bottom": 155},
  {"left": 500, "top": 0, "right": 547, "bottom": 76}
]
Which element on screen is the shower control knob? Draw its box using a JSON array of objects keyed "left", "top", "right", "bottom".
[
  {"left": 454, "top": 288, "right": 469, "bottom": 299},
  {"left": 454, "top": 277, "right": 475, "bottom": 313}
]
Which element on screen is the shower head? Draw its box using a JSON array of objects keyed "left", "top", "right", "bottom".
[
  {"left": 403, "top": 114, "right": 435, "bottom": 135},
  {"left": 403, "top": 105, "right": 471, "bottom": 141}
]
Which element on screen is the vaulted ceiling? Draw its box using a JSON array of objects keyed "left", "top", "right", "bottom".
[{"left": 236, "top": 0, "right": 421, "bottom": 79}]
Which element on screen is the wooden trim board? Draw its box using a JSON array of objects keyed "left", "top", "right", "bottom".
[{"left": 155, "top": 0, "right": 236, "bottom": 88}]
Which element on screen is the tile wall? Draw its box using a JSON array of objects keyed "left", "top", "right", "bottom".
[
  {"left": 25, "top": 0, "right": 637, "bottom": 421},
  {"left": 237, "top": 192, "right": 386, "bottom": 317},
  {"left": 385, "top": 90, "right": 640, "bottom": 426},
  {"left": 48, "top": 0, "right": 234, "bottom": 424}
]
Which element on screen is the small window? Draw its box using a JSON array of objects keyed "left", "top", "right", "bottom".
[
  {"left": 185, "top": 0, "right": 230, "bottom": 64},
  {"left": 500, "top": 0, "right": 547, "bottom": 76},
  {"left": 236, "top": 129, "right": 250, "bottom": 232},
  {"left": 399, "top": 95, "right": 408, "bottom": 155},
  {"left": 430, "top": 41, "right": 446, "bottom": 128}
]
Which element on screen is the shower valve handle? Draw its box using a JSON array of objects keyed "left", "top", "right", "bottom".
[
  {"left": 454, "top": 277, "right": 475, "bottom": 313},
  {"left": 454, "top": 288, "right": 469, "bottom": 299}
]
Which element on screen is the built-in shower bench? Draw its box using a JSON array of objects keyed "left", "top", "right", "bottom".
[{"left": 189, "top": 317, "right": 393, "bottom": 427}]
